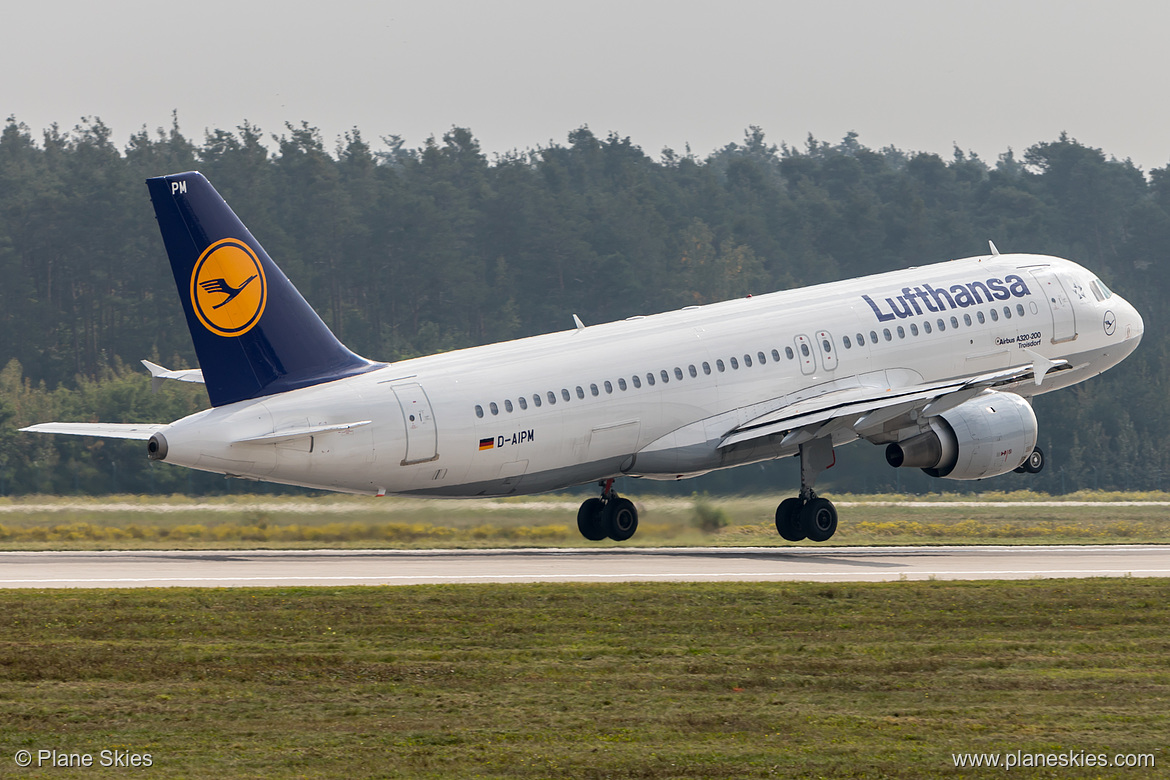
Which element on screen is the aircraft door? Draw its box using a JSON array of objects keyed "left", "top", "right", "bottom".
[
  {"left": 815, "top": 330, "right": 838, "bottom": 371},
  {"left": 391, "top": 383, "right": 439, "bottom": 465},
  {"left": 1028, "top": 269, "right": 1078, "bottom": 343},
  {"left": 793, "top": 335, "right": 816, "bottom": 375}
]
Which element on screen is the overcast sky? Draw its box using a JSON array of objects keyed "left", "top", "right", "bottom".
[{"left": 5, "top": 0, "right": 1167, "bottom": 170}]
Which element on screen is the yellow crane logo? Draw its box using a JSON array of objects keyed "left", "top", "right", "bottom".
[{"left": 190, "top": 239, "right": 267, "bottom": 337}]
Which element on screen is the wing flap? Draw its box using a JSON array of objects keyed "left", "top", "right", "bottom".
[{"left": 720, "top": 358, "right": 1070, "bottom": 450}]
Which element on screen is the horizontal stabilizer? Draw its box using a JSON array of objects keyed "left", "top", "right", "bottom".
[
  {"left": 233, "top": 421, "right": 372, "bottom": 445},
  {"left": 141, "top": 359, "right": 205, "bottom": 392},
  {"left": 19, "top": 422, "right": 165, "bottom": 440}
]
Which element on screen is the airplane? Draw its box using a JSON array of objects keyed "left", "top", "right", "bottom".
[{"left": 21, "top": 171, "right": 1144, "bottom": 543}]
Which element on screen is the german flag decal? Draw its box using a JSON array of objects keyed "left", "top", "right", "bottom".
[{"left": 478, "top": 437, "right": 494, "bottom": 451}]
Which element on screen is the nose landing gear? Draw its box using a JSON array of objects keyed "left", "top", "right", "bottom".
[{"left": 577, "top": 479, "right": 639, "bottom": 541}]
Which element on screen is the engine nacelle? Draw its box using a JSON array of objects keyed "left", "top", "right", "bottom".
[{"left": 885, "top": 391, "right": 1037, "bottom": 480}]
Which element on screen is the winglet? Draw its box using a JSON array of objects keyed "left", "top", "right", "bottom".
[
  {"left": 573, "top": 314, "right": 586, "bottom": 332},
  {"left": 988, "top": 240, "right": 1000, "bottom": 257}
]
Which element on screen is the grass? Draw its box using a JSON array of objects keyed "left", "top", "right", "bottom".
[
  {"left": 0, "top": 580, "right": 1167, "bottom": 778},
  {"left": 1, "top": 491, "right": 1169, "bottom": 549}
]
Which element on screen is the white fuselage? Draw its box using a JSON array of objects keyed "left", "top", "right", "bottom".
[{"left": 155, "top": 253, "right": 1143, "bottom": 496}]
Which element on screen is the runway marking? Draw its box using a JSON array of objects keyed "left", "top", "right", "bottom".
[{"left": 4, "top": 569, "right": 1170, "bottom": 585}]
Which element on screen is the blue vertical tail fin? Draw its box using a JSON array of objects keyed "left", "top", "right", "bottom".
[{"left": 146, "top": 171, "right": 380, "bottom": 407}]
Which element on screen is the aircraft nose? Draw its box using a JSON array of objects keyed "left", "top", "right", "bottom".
[
  {"left": 1123, "top": 299, "right": 1141, "bottom": 339},
  {"left": 1117, "top": 296, "right": 1144, "bottom": 346}
]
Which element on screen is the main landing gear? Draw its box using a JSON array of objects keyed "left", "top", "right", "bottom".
[
  {"left": 577, "top": 479, "right": 639, "bottom": 542},
  {"left": 775, "top": 438, "right": 839, "bottom": 543}
]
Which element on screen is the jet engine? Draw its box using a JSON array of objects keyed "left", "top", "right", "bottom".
[{"left": 885, "top": 391, "right": 1037, "bottom": 480}]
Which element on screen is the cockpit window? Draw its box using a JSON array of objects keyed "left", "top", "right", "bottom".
[{"left": 1091, "top": 278, "right": 1112, "bottom": 301}]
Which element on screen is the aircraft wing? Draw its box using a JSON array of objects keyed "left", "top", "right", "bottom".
[
  {"left": 19, "top": 423, "right": 166, "bottom": 440},
  {"left": 720, "top": 357, "right": 1069, "bottom": 450}
]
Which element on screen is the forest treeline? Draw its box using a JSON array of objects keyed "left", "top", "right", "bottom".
[{"left": 0, "top": 116, "right": 1166, "bottom": 495}]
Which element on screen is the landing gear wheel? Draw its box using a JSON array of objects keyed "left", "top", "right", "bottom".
[
  {"left": 1023, "top": 446, "right": 1045, "bottom": 474},
  {"left": 800, "top": 497, "right": 838, "bottom": 543},
  {"left": 577, "top": 497, "right": 608, "bottom": 541},
  {"left": 775, "top": 497, "right": 805, "bottom": 542},
  {"left": 606, "top": 497, "right": 639, "bottom": 542}
]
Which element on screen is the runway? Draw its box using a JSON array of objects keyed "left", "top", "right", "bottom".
[{"left": 2, "top": 544, "right": 1169, "bottom": 588}]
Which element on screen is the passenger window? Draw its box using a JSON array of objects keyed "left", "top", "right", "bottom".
[
  {"left": 977, "top": 311, "right": 986, "bottom": 324},
  {"left": 702, "top": 362, "right": 711, "bottom": 375},
  {"left": 675, "top": 367, "right": 685, "bottom": 380},
  {"left": 660, "top": 370, "right": 669, "bottom": 383},
  {"left": 1003, "top": 306, "right": 1011, "bottom": 319},
  {"left": 689, "top": 365, "right": 698, "bottom": 378},
  {"left": 604, "top": 380, "right": 613, "bottom": 394},
  {"left": 505, "top": 399, "right": 513, "bottom": 413},
  {"left": 950, "top": 316, "right": 959, "bottom": 329},
  {"left": 910, "top": 323, "right": 919, "bottom": 336},
  {"left": 869, "top": 331, "right": 878, "bottom": 344},
  {"left": 937, "top": 318, "right": 945, "bottom": 332},
  {"left": 855, "top": 333, "right": 864, "bottom": 347},
  {"left": 548, "top": 391, "right": 557, "bottom": 405},
  {"left": 646, "top": 373, "right": 655, "bottom": 386},
  {"left": 563, "top": 388, "right": 572, "bottom": 401},
  {"left": 800, "top": 343, "right": 810, "bottom": 357},
  {"left": 963, "top": 313, "right": 972, "bottom": 326},
  {"left": 632, "top": 375, "right": 642, "bottom": 388},
  {"left": 533, "top": 394, "right": 542, "bottom": 408},
  {"left": 757, "top": 351, "right": 766, "bottom": 364},
  {"left": 1016, "top": 304, "right": 1025, "bottom": 317},
  {"left": 990, "top": 308, "right": 999, "bottom": 321},
  {"left": 743, "top": 354, "right": 752, "bottom": 367},
  {"left": 730, "top": 357, "right": 739, "bottom": 369},
  {"left": 822, "top": 339, "right": 832, "bottom": 352},
  {"left": 883, "top": 328, "right": 892, "bottom": 341},
  {"left": 717, "top": 359, "right": 726, "bottom": 372},
  {"left": 619, "top": 378, "right": 628, "bottom": 391},
  {"left": 843, "top": 335, "right": 852, "bottom": 349},
  {"left": 771, "top": 349, "right": 780, "bottom": 362},
  {"left": 590, "top": 383, "right": 599, "bottom": 397},
  {"left": 785, "top": 347, "right": 795, "bottom": 359},
  {"left": 575, "top": 386, "right": 585, "bottom": 399},
  {"left": 490, "top": 402, "right": 499, "bottom": 415},
  {"left": 518, "top": 396, "right": 528, "bottom": 410},
  {"left": 475, "top": 404, "right": 484, "bottom": 418},
  {"left": 924, "top": 321, "right": 932, "bottom": 334},
  {"left": 896, "top": 326, "right": 905, "bottom": 339}
]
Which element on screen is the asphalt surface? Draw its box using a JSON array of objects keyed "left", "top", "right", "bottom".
[{"left": 2, "top": 545, "right": 1168, "bottom": 588}]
